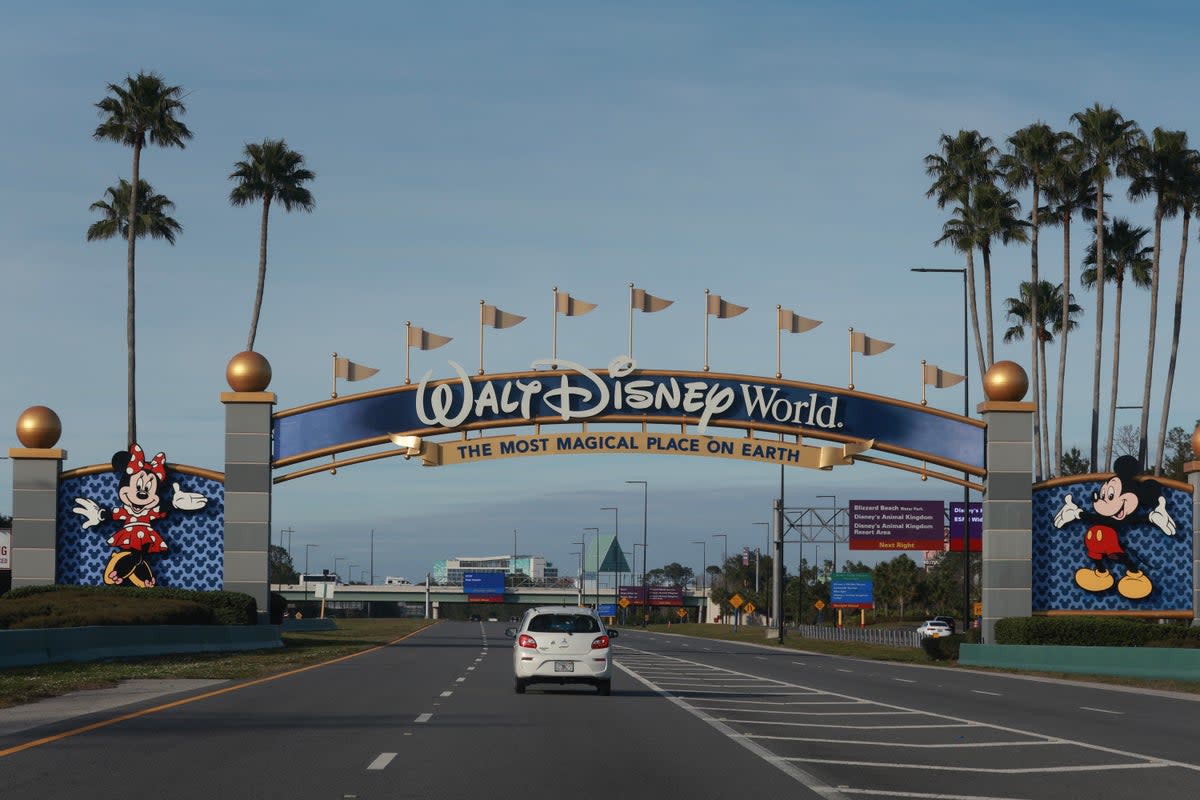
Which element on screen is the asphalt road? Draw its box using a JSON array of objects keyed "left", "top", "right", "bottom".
[{"left": 2, "top": 622, "right": 1199, "bottom": 800}]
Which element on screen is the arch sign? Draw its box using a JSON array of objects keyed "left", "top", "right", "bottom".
[{"left": 272, "top": 355, "right": 984, "bottom": 486}]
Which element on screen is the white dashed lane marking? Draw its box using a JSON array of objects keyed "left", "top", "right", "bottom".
[
  {"left": 1081, "top": 706, "right": 1123, "bottom": 715},
  {"left": 440, "top": 691, "right": 453, "bottom": 697},
  {"left": 972, "top": 690, "right": 1003, "bottom": 696},
  {"left": 893, "top": 678, "right": 915, "bottom": 684},
  {"left": 414, "top": 713, "right": 432, "bottom": 723},
  {"left": 367, "top": 753, "right": 396, "bottom": 770}
]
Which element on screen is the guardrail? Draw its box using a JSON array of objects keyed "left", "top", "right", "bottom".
[{"left": 792, "top": 624, "right": 922, "bottom": 649}]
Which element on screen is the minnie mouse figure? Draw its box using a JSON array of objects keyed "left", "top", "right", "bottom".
[
  {"left": 72, "top": 444, "right": 209, "bottom": 588},
  {"left": 1052, "top": 455, "right": 1177, "bottom": 599}
]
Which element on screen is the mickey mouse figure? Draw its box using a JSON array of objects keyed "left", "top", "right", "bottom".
[
  {"left": 72, "top": 444, "right": 209, "bottom": 588},
  {"left": 1052, "top": 455, "right": 1177, "bottom": 599}
]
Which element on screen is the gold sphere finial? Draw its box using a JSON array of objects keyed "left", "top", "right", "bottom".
[
  {"left": 983, "top": 360, "right": 1028, "bottom": 402},
  {"left": 16, "top": 405, "right": 62, "bottom": 449},
  {"left": 226, "top": 351, "right": 272, "bottom": 392}
]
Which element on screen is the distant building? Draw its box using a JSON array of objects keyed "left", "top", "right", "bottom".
[
  {"left": 431, "top": 555, "right": 558, "bottom": 585},
  {"left": 384, "top": 576, "right": 412, "bottom": 585}
]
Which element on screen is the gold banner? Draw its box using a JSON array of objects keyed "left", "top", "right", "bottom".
[{"left": 416, "top": 431, "right": 871, "bottom": 469}]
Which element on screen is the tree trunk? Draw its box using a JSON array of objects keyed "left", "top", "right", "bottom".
[
  {"left": 126, "top": 139, "right": 142, "bottom": 447},
  {"left": 1040, "top": 330, "right": 1050, "bottom": 477},
  {"left": 1104, "top": 273, "right": 1125, "bottom": 468},
  {"left": 1055, "top": 212, "right": 1071, "bottom": 475},
  {"left": 1138, "top": 200, "right": 1163, "bottom": 467},
  {"left": 1030, "top": 180, "right": 1042, "bottom": 480},
  {"left": 965, "top": 248, "right": 987, "bottom": 382},
  {"left": 246, "top": 195, "right": 272, "bottom": 352},
  {"left": 1090, "top": 179, "right": 1106, "bottom": 472},
  {"left": 1155, "top": 209, "right": 1189, "bottom": 474},
  {"left": 982, "top": 243, "right": 995, "bottom": 368}
]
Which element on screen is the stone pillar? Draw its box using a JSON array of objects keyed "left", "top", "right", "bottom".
[
  {"left": 1186, "top": 425, "right": 1199, "bottom": 626},
  {"left": 978, "top": 362, "right": 1034, "bottom": 644},
  {"left": 10, "top": 406, "right": 67, "bottom": 589},
  {"left": 222, "top": 351, "right": 275, "bottom": 624}
]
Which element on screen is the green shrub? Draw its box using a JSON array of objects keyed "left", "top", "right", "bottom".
[
  {"left": 0, "top": 585, "right": 257, "bottom": 626},
  {"left": 0, "top": 589, "right": 214, "bottom": 629},
  {"left": 993, "top": 616, "right": 1175, "bottom": 647},
  {"left": 921, "top": 630, "right": 978, "bottom": 661}
]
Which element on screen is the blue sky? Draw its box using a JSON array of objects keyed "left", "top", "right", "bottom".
[{"left": 2, "top": 1, "right": 1197, "bottom": 583}]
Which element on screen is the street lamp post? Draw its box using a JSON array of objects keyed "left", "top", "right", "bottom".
[
  {"left": 584, "top": 527, "right": 600, "bottom": 609},
  {"left": 601, "top": 507, "right": 619, "bottom": 613},
  {"left": 626, "top": 480, "right": 648, "bottom": 626},
  {"left": 572, "top": 542, "right": 585, "bottom": 606},
  {"left": 912, "top": 266, "right": 972, "bottom": 631},
  {"left": 334, "top": 557, "right": 345, "bottom": 583},
  {"left": 349, "top": 563, "right": 359, "bottom": 584},
  {"left": 752, "top": 521, "right": 770, "bottom": 593},
  {"left": 713, "top": 533, "right": 728, "bottom": 622},
  {"left": 304, "top": 543, "right": 319, "bottom": 606},
  {"left": 817, "top": 494, "right": 838, "bottom": 579},
  {"left": 691, "top": 540, "right": 707, "bottom": 623}
]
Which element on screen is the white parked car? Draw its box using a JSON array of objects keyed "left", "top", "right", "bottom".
[
  {"left": 507, "top": 606, "right": 617, "bottom": 695},
  {"left": 916, "top": 620, "right": 953, "bottom": 638}
]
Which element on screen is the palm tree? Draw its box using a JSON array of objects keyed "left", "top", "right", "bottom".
[
  {"left": 1155, "top": 150, "right": 1200, "bottom": 473},
  {"left": 1127, "top": 128, "right": 1191, "bottom": 466},
  {"left": 1082, "top": 218, "right": 1152, "bottom": 467},
  {"left": 1039, "top": 135, "right": 1099, "bottom": 474},
  {"left": 1000, "top": 123, "right": 1060, "bottom": 478},
  {"left": 973, "top": 181, "right": 1029, "bottom": 365},
  {"left": 86, "top": 179, "right": 182, "bottom": 244},
  {"left": 93, "top": 72, "right": 192, "bottom": 445},
  {"left": 1071, "top": 104, "right": 1141, "bottom": 471},
  {"left": 925, "top": 130, "right": 999, "bottom": 380},
  {"left": 229, "top": 139, "right": 316, "bottom": 352},
  {"left": 1003, "top": 280, "right": 1082, "bottom": 479}
]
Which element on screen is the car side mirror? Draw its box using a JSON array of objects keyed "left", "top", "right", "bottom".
[
  {"left": 607, "top": 629, "right": 619, "bottom": 638},
  {"left": 505, "top": 627, "right": 517, "bottom": 637}
]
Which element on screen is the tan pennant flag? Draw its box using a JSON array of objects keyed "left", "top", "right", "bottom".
[
  {"left": 631, "top": 287, "right": 674, "bottom": 313},
  {"left": 707, "top": 293, "right": 748, "bottom": 319},
  {"left": 850, "top": 330, "right": 894, "bottom": 356},
  {"left": 555, "top": 292, "right": 597, "bottom": 317},
  {"left": 923, "top": 362, "right": 965, "bottom": 388},
  {"left": 334, "top": 356, "right": 379, "bottom": 382},
  {"left": 407, "top": 325, "right": 453, "bottom": 350},
  {"left": 482, "top": 304, "right": 526, "bottom": 329},
  {"left": 778, "top": 308, "right": 822, "bottom": 334}
]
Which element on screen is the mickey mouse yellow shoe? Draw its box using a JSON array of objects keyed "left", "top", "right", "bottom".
[
  {"left": 1075, "top": 567, "right": 1114, "bottom": 592},
  {"left": 1117, "top": 570, "right": 1153, "bottom": 600}
]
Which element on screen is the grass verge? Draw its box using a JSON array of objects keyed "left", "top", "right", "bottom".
[
  {"left": 0, "top": 618, "right": 436, "bottom": 710},
  {"left": 634, "top": 622, "right": 1200, "bottom": 695}
]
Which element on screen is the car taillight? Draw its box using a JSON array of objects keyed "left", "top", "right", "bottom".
[
  {"left": 591, "top": 635, "right": 610, "bottom": 650},
  {"left": 518, "top": 634, "right": 538, "bottom": 649}
]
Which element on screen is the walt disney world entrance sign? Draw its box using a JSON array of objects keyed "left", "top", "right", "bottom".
[{"left": 270, "top": 356, "right": 985, "bottom": 485}]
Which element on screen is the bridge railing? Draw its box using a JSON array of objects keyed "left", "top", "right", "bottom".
[{"left": 790, "top": 624, "right": 922, "bottom": 649}]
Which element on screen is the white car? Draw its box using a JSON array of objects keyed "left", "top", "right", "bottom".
[
  {"left": 916, "top": 620, "right": 953, "bottom": 638},
  {"left": 507, "top": 606, "right": 617, "bottom": 695}
]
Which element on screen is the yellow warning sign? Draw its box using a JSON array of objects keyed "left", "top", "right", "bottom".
[
  {"left": 618, "top": 597, "right": 630, "bottom": 608},
  {"left": 743, "top": 602, "right": 756, "bottom": 614},
  {"left": 814, "top": 600, "right": 826, "bottom": 610},
  {"left": 676, "top": 608, "right": 688, "bottom": 618},
  {"left": 729, "top": 593, "right": 744, "bottom": 609}
]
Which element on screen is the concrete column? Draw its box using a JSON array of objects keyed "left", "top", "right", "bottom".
[
  {"left": 979, "top": 399, "right": 1035, "bottom": 644},
  {"left": 1186, "top": 439, "right": 1199, "bottom": 626},
  {"left": 9, "top": 447, "right": 67, "bottom": 588},
  {"left": 222, "top": 390, "right": 275, "bottom": 623}
]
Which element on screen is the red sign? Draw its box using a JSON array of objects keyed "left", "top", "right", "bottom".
[{"left": 467, "top": 594, "right": 504, "bottom": 603}]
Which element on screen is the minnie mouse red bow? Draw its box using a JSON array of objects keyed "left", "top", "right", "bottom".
[{"left": 126, "top": 444, "right": 166, "bottom": 480}]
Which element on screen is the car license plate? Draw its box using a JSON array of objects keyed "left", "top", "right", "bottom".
[{"left": 554, "top": 661, "right": 574, "bottom": 673}]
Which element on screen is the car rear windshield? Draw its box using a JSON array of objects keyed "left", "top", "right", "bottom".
[{"left": 528, "top": 614, "right": 601, "bottom": 633}]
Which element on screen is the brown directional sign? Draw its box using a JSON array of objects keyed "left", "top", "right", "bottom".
[
  {"left": 814, "top": 600, "right": 826, "bottom": 610},
  {"left": 743, "top": 601, "right": 756, "bottom": 614},
  {"left": 676, "top": 608, "right": 688, "bottom": 618},
  {"left": 729, "top": 593, "right": 744, "bottom": 609},
  {"left": 618, "top": 597, "right": 630, "bottom": 608}
]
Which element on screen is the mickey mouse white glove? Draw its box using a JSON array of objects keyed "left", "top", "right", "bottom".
[
  {"left": 1053, "top": 494, "right": 1082, "bottom": 529},
  {"left": 172, "top": 483, "right": 208, "bottom": 511},
  {"left": 73, "top": 498, "right": 104, "bottom": 529},
  {"left": 1149, "top": 496, "right": 1176, "bottom": 536}
]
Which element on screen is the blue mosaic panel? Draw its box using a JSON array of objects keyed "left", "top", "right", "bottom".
[
  {"left": 1032, "top": 481, "right": 1193, "bottom": 613},
  {"left": 57, "top": 470, "right": 225, "bottom": 591}
]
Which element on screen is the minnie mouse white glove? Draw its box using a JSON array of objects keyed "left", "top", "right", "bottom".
[{"left": 73, "top": 498, "right": 104, "bottom": 529}]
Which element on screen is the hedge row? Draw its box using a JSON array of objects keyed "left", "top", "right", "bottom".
[
  {"left": 993, "top": 616, "right": 1200, "bottom": 647},
  {"left": 0, "top": 584, "right": 258, "bottom": 627},
  {"left": 921, "top": 629, "right": 981, "bottom": 661}
]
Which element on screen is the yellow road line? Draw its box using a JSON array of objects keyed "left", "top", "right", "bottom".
[{"left": 0, "top": 622, "right": 437, "bottom": 758}]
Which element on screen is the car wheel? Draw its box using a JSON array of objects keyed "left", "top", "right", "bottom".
[
  {"left": 596, "top": 679, "right": 611, "bottom": 696},
  {"left": 514, "top": 679, "right": 527, "bottom": 694}
]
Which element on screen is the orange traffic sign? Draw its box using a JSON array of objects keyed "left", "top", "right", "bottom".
[
  {"left": 618, "top": 597, "right": 630, "bottom": 608},
  {"left": 814, "top": 600, "right": 826, "bottom": 610},
  {"left": 743, "top": 601, "right": 756, "bottom": 614},
  {"left": 729, "top": 593, "right": 744, "bottom": 609},
  {"left": 676, "top": 607, "right": 688, "bottom": 618}
]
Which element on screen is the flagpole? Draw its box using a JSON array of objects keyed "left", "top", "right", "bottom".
[
  {"left": 848, "top": 327, "right": 855, "bottom": 390},
  {"left": 552, "top": 286, "right": 558, "bottom": 369},
  {"left": 776, "top": 305, "right": 782, "bottom": 379},
  {"left": 331, "top": 352, "right": 338, "bottom": 399},
  {"left": 405, "top": 321, "right": 412, "bottom": 385},
  {"left": 479, "top": 300, "right": 486, "bottom": 375},
  {"left": 921, "top": 360, "right": 927, "bottom": 406},
  {"left": 628, "top": 283, "right": 635, "bottom": 358},
  {"left": 703, "top": 288, "right": 710, "bottom": 372}
]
